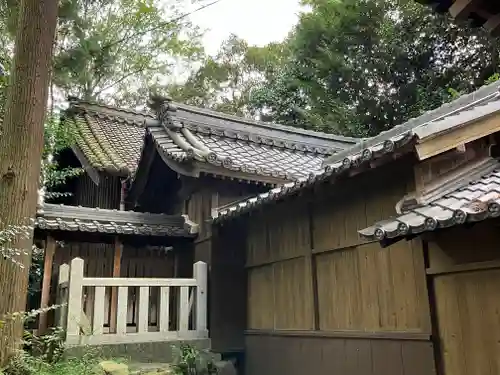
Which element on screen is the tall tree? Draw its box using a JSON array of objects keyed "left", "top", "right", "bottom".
[
  {"left": 168, "top": 34, "right": 287, "bottom": 117},
  {"left": 1, "top": 0, "right": 205, "bottom": 109},
  {"left": 52, "top": 0, "right": 204, "bottom": 107},
  {"left": 250, "top": 0, "right": 500, "bottom": 136},
  {"left": 0, "top": 0, "right": 58, "bottom": 366}
]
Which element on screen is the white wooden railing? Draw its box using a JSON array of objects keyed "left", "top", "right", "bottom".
[{"left": 57, "top": 257, "right": 208, "bottom": 346}]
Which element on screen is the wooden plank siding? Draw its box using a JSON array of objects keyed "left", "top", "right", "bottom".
[
  {"left": 238, "top": 160, "right": 436, "bottom": 375},
  {"left": 245, "top": 333, "right": 435, "bottom": 375},
  {"left": 73, "top": 173, "right": 121, "bottom": 209},
  {"left": 425, "top": 220, "right": 500, "bottom": 375}
]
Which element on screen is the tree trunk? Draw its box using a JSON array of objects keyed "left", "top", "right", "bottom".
[{"left": 0, "top": 0, "right": 58, "bottom": 366}]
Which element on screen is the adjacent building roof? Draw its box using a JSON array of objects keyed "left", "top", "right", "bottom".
[
  {"left": 35, "top": 203, "right": 198, "bottom": 237},
  {"left": 213, "top": 80, "right": 500, "bottom": 222},
  {"left": 359, "top": 157, "right": 500, "bottom": 241},
  {"left": 64, "top": 98, "right": 147, "bottom": 175},
  {"left": 141, "top": 97, "right": 358, "bottom": 182},
  {"left": 63, "top": 98, "right": 358, "bottom": 182},
  {"left": 415, "top": 0, "right": 500, "bottom": 35}
]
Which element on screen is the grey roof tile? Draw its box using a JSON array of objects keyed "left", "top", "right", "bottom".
[
  {"left": 65, "top": 98, "right": 357, "bottom": 180},
  {"left": 35, "top": 203, "right": 198, "bottom": 237},
  {"left": 359, "top": 158, "right": 500, "bottom": 241},
  {"left": 213, "top": 81, "right": 500, "bottom": 223}
]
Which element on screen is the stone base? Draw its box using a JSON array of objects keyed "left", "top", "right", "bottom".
[{"left": 65, "top": 338, "right": 211, "bottom": 363}]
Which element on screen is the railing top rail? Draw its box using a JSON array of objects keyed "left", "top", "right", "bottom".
[{"left": 81, "top": 277, "right": 198, "bottom": 287}]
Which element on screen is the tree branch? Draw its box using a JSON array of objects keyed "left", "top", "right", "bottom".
[{"left": 102, "top": 0, "right": 222, "bottom": 50}]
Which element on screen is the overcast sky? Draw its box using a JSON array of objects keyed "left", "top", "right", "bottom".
[{"left": 189, "top": 0, "right": 302, "bottom": 55}]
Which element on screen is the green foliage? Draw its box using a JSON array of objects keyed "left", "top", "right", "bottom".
[
  {"left": 170, "top": 343, "right": 218, "bottom": 375},
  {"left": 249, "top": 0, "right": 500, "bottom": 136},
  {"left": 22, "top": 328, "right": 66, "bottom": 364},
  {"left": 0, "top": 223, "right": 36, "bottom": 268},
  {"left": 52, "top": 0, "right": 204, "bottom": 107},
  {"left": 1, "top": 322, "right": 101, "bottom": 375},
  {"left": 2, "top": 344, "right": 101, "bottom": 375},
  {"left": 168, "top": 34, "right": 287, "bottom": 117}
]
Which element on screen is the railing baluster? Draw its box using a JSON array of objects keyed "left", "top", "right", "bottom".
[
  {"left": 66, "top": 258, "right": 84, "bottom": 344},
  {"left": 61, "top": 259, "right": 208, "bottom": 345},
  {"left": 138, "top": 286, "right": 149, "bottom": 333},
  {"left": 92, "top": 287, "right": 105, "bottom": 335},
  {"left": 159, "top": 286, "right": 170, "bottom": 332},
  {"left": 116, "top": 286, "right": 128, "bottom": 335},
  {"left": 194, "top": 261, "right": 208, "bottom": 333},
  {"left": 179, "top": 286, "right": 189, "bottom": 332}
]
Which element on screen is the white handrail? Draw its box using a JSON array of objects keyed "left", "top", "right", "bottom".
[{"left": 62, "top": 257, "right": 208, "bottom": 346}]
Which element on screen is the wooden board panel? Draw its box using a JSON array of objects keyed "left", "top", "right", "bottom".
[
  {"left": 268, "top": 200, "right": 311, "bottom": 261},
  {"left": 247, "top": 265, "right": 275, "bottom": 329},
  {"left": 273, "top": 257, "right": 314, "bottom": 330},
  {"left": 434, "top": 269, "right": 500, "bottom": 375},
  {"left": 316, "top": 241, "right": 430, "bottom": 332},
  {"left": 428, "top": 221, "right": 500, "bottom": 272},
  {"left": 312, "top": 164, "right": 411, "bottom": 253},
  {"left": 246, "top": 212, "right": 270, "bottom": 266},
  {"left": 245, "top": 333, "right": 436, "bottom": 375}
]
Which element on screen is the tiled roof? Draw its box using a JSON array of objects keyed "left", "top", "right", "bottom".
[
  {"left": 358, "top": 158, "right": 500, "bottom": 241},
  {"left": 143, "top": 98, "right": 358, "bottom": 181},
  {"left": 35, "top": 203, "right": 198, "bottom": 237},
  {"left": 65, "top": 99, "right": 147, "bottom": 175},
  {"left": 213, "top": 81, "right": 500, "bottom": 222},
  {"left": 64, "top": 98, "right": 358, "bottom": 180}
]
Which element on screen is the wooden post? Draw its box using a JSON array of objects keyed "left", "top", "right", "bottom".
[
  {"left": 38, "top": 235, "right": 56, "bottom": 334},
  {"left": 66, "top": 257, "right": 84, "bottom": 344},
  {"left": 194, "top": 261, "right": 208, "bottom": 334},
  {"left": 109, "top": 236, "right": 122, "bottom": 333},
  {"left": 55, "top": 263, "right": 69, "bottom": 329}
]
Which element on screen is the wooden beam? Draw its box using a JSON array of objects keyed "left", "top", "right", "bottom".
[
  {"left": 109, "top": 236, "right": 123, "bottom": 333},
  {"left": 449, "top": 0, "right": 478, "bottom": 20},
  {"left": 484, "top": 13, "right": 500, "bottom": 37},
  {"left": 415, "top": 112, "right": 500, "bottom": 160},
  {"left": 426, "top": 259, "right": 500, "bottom": 276},
  {"left": 38, "top": 236, "right": 56, "bottom": 334}
]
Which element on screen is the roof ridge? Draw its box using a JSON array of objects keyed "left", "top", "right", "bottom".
[
  {"left": 173, "top": 101, "right": 359, "bottom": 143},
  {"left": 68, "top": 97, "right": 153, "bottom": 118},
  {"left": 67, "top": 96, "right": 359, "bottom": 146}
]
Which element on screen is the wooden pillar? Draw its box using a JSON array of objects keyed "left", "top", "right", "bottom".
[
  {"left": 109, "top": 236, "right": 122, "bottom": 333},
  {"left": 38, "top": 235, "right": 56, "bottom": 334}
]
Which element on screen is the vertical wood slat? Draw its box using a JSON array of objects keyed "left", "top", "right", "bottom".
[
  {"left": 194, "top": 261, "right": 208, "bottom": 332},
  {"left": 116, "top": 286, "right": 128, "bottom": 335},
  {"left": 38, "top": 236, "right": 56, "bottom": 334},
  {"left": 109, "top": 237, "right": 122, "bottom": 333},
  {"left": 159, "top": 286, "right": 170, "bottom": 332},
  {"left": 56, "top": 263, "right": 70, "bottom": 330},
  {"left": 66, "top": 258, "right": 85, "bottom": 337},
  {"left": 179, "top": 286, "right": 189, "bottom": 331},
  {"left": 138, "top": 286, "right": 149, "bottom": 333},
  {"left": 92, "top": 286, "right": 106, "bottom": 335}
]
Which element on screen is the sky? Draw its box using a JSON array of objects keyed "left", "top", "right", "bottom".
[{"left": 189, "top": 0, "right": 303, "bottom": 55}]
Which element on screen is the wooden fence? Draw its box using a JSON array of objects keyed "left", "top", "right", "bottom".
[{"left": 57, "top": 257, "right": 208, "bottom": 346}]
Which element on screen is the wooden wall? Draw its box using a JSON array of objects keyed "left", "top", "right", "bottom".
[
  {"left": 72, "top": 173, "right": 121, "bottom": 209},
  {"left": 186, "top": 176, "right": 265, "bottom": 272},
  {"left": 47, "top": 238, "right": 176, "bottom": 328},
  {"left": 231, "top": 160, "right": 437, "bottom": 375},
  {"left": 426, "top": 220, "right": 500, "bottom": 375}
]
